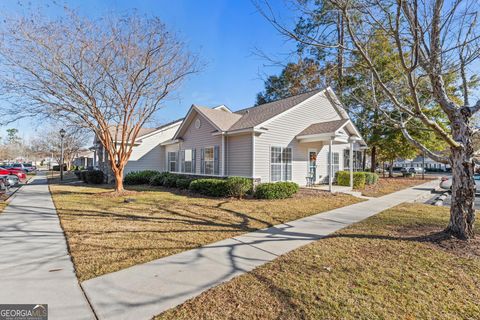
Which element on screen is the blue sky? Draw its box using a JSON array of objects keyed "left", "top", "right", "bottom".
[{"left": 1, "top": 0, "right": 297, "bottom": 138}]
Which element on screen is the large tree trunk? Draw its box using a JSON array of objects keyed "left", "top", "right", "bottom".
[
  {"left": 447, "top": 112, "right": 476, "bottom": 239},
  {"left": 370, "top": 146, "right": 376, "bottom": 173}
]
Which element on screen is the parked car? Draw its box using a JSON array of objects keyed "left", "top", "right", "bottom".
[
  {"left": 0, "top": 176, "right": 9, "bottom": 191},
  {"left": 9, "top": 163, "right": 33, "bottom": 173},
  {"left": 0, "top": 167, "right": 27, "bottom": 182},
  {"left": 23, "top": 163, "right": 37, "bottom": 172},
  {"left": 401, "top": 167, "right": 425, "bottom": 174},
  {"left": 4, "top": 175, "right": 19, "bottom": 187},
  {"left": 440, "top": 174, "right": 480, "bottom": 193}
]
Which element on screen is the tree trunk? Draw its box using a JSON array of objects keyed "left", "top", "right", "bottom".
[
  {"left": 114, "top": 169, "right": 124, "bottom": 193},
  {"left": 370, "top": 146, "right": 376, "bottom": 173},
  {"left": 389, "top": 160, "right": 394, "bottom": 177},
  {"left": 446, "top": 111, "right": 476, "bottom": 239}
]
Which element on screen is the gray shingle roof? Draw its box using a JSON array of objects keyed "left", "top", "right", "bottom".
[
  {"left": 228, "top": 89, "right": 323, "bottom": 131},
  {"left": 194, "top": 106, "right": 243, "bottom": 131},
  {"left": 297, "top": 119, "right": 349, "bottom": 136}
]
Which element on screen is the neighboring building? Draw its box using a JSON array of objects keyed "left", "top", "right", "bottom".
[
  {"left": 72, "top": 149, "right": 95, "bottom": 168},
  {"left": 393, "top": 156, "right": 451, "bottom": 171},
  {"left": 96, "top": 88, "right": 367, "bottom": 186}
]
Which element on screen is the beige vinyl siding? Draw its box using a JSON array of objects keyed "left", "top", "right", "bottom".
[
  {"left": 177, "top": 114, "right": 223, "bottom": 175},
  {"left": 124, "top": 123, "right": 181, "bottom": 175},
  {"left": 226, "top": 133, "right": 252, "bottom": 177},
  {"left": 254, "top": 92, "right": 347, "bottom": 186}
]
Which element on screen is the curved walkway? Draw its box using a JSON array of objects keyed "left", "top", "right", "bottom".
[
  {"left": 0, "top": 172, "right": 95, "bottom": 320},
  {"left": 82, "top": 179, "right": 438, "bottom": 320}
]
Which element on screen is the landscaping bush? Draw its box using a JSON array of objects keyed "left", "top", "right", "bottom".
[
  {"left": 149, "top": 172, "right": 172, "bottom": 186},
  {"left": 86, "top": 170, "right": 104, "bottom": 184},
  {"left": 225, "top": 176, "right": 252, "bottom": 198},
  {"left": 80, "top": 170, "right": 88, "bottom": 183},
  {"left": 52, "top": 164, "right": 67, "bottom": 171},
  {"left": 189, "top": 179, "right": 228, "bottom": 197},
  {"left": 163, "top": 174, "right": 178, "bottom": 188},
  {"left": 365, "top": 172, "right": 379, "bottom": 185},
  {"left": 176, "top": 178, "right": 194, "bottom": 189},
  {"left": 124, "top": 170, "right": 160, "bottom": 185},
  {"left": 336, "top": 171, "right": 367, "bottom": 189},
  {"left": 254, "top": 181, "right": 299, "bottom": 199}
]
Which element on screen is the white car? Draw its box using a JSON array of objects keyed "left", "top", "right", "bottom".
[
  {"left": 440, "top": 174, "right": 480, "bottom": 192},
  {"left": 401, "top": 167, "right": 425, "bottom": 174}
]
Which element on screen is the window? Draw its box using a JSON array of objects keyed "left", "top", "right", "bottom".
[
  {"left": 270, "top": 146, "right": 292, "bottom": 182},
  {"left": 168, "top": 152, "right": 177, "bottom": 172},
  {"left": 271, "top": 147, "right": 282, "bottom": 182},
  {"left": 344, "top": 149, "right": 363, "bottom": 171},
  {"left": 204, "top": 147, "right": 214, "bottom": 174},
  {"left": 182, "top": 149, "right": 194, "bottom": 173},
  {"left": 328, "top": 152, "right": 340, "bottom": 177}
]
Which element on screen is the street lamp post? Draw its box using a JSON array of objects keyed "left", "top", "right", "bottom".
[{"left": 59, "top": 129, "right": 66, "bottom": 181}]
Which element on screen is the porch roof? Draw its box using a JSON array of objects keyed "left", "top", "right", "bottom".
[
  {"left": 296, "top": 119, "right": 366, "bottom": 146},
  {"left": 297, "top": 119, "right": 349, "bottom": 136}
]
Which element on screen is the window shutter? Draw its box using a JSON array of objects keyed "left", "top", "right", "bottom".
[
  {"left": 214, "top": 145, "right": 219, "bottom": 175},
  {"left": 200, "top": 148, "right": 205, "bottom": 174},
  {"left": 176, "top": 151, "right": 180, "bottom": 172},
  {"left": 192, "top": 149, "right": 196, "bottom": 174}
]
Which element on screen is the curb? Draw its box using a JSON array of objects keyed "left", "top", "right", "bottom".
[{"left": 432, "top": 191, "right": 449, "bottom": 206}]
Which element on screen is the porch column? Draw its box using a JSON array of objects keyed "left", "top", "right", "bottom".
[
  {"left": 329, "top": 138, "right": 333, "bottom": 192},
  {"left": 349, "top": 141, "right": 354, "bottom": 189}
]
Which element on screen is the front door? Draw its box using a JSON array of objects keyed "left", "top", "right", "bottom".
[{"left": 308, "top": 150, "right": 317, "bottom": 183}]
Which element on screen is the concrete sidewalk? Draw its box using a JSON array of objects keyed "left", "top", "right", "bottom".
[
  {"left": 0, "top": 172, "right": 95, "bottom": 320},
  {"left": 82, "top": 179, "right": 438, "bottom": 320}
]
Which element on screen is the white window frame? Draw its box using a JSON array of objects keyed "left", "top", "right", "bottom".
[
  {"left": 270, "top": 146, "right": 292, "bottom": 182},
  {"left": 204, "top": 146, "right": 214, "bottom": 175},
  {"left": 168, "top": 152, "right": 177, "bottom": 172},
  {"left": 183, "top": 149, "right": 193, "bottom": 173}
]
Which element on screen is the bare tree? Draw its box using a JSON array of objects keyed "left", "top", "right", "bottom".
[
  {"left": 0, "top": 9, "right": 198, "bottom": 193},
  {"left": 30, "top": 126, "right": 90, "bottom": 170},
  {"left": 258, "top": 0, "right": 480, "bottom": 239}
]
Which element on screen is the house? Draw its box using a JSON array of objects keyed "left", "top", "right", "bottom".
[
  {"left": 96, "top": 87, "right": 367, "bottom": 187},
  {"left": 393, "top": 156, "right": 451, "bottom": 172},
  {"left": 72, "top": 149, "right": 95, "bottom": 168},
  {"left": 93, "top": 119, "right": 183, "bottom": 178}
]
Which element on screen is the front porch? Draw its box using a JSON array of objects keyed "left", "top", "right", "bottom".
[{"left": 296, "top": 119, "right": 367, "bottom": 192}]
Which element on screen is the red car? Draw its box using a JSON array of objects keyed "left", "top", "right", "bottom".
[{"left": 0, "top": 167, "right": 27, "bottom": 182}]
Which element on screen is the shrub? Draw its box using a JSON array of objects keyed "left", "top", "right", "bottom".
[
  {"left": 176, "top": 178, "right": 193, "bottom": 189},
  {"left": 365, "top": 172, "right": 379, "bottom": 185},
  {"left": 52, "top": 164, "right": 67, "bottom": 171},
  {"left": 336, "top": 171, "right": 366, "bottom": 189},
  {"left": 254, "top": 181, "right": 299, "bottom": 199},
  {"left": 74, "top": 170, "right": 81, "bottom": 179},
  {"left": 80, "top": 170, "right": 88, "bottom": 183},
  {"left": 124, "top": 170, "right": 160, "bottom": 185},
  {"left": 225, "top": 176, "right": 252, "bottom": 198},
  {"left": 149, "top": 172, "right": 171, "bottom": 186},
  {"left": 86, "top": 170, "right": 104, "bottom": 184},
  {"left": 189, "top": 179, "right": 228, "bottom": 197},
  {"left": 163, "top": 174, "right": 178, "bottom": 188}
]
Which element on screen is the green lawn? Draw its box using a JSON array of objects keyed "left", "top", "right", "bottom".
[{"left": 157, "top": 203, "right": 480, "bottom": 320}]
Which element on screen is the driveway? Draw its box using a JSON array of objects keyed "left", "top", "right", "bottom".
[{"left": 0, "top": 171, "right": 95, "bottom": 320}]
